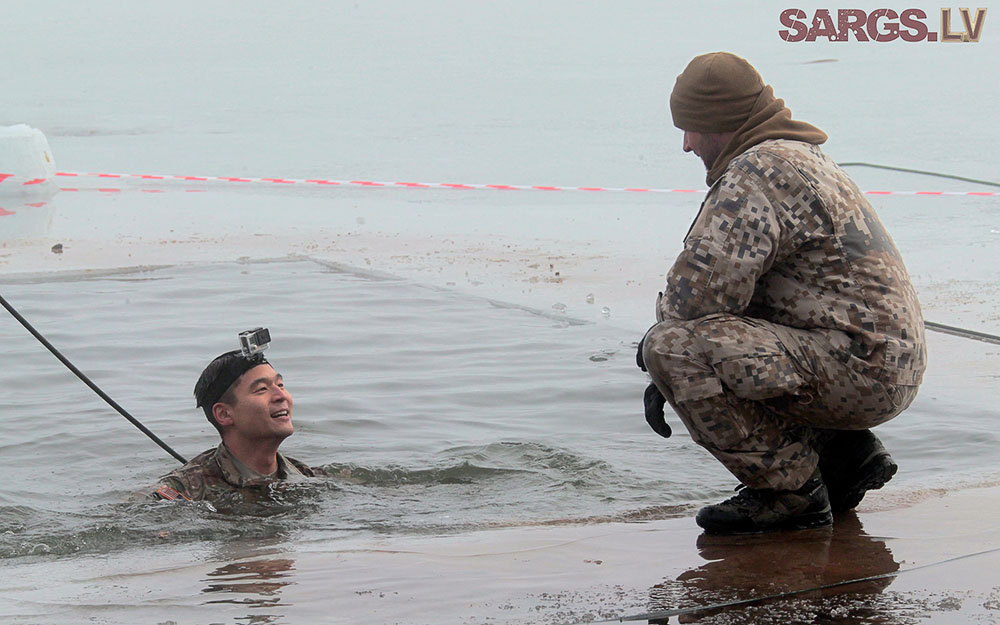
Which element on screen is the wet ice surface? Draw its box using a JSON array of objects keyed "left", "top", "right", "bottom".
[
  {"left": 3, "top": 1, "right": 1000, "bottom": 623},
  {"left": 6, "top": 490, "right": 1000, "bottom": 625}
]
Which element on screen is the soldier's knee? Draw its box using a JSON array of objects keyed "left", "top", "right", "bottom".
[
  {"left": 641, "top": 317, "right": 720, "bottom": 394},
  {"left": 642, "top": 319, "right": 701, "bottom": 367},
  {"left": 642, "top": 314, "right": 738, "bottom": 363}
]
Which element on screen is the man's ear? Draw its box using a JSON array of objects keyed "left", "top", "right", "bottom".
[{"left": 213, "top": 402, "right": 235, "bottom": 428}]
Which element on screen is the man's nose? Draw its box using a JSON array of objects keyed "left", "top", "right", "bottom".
[
  {"left": 272, "top": 385, "right": 291, "bottom": 402},
  {"left": 682, "top": 132, "right": 694, "bottom": 153}
]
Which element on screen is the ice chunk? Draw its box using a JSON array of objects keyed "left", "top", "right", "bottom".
[{"left": 0, "top": 124, "right": 57, "bottom": 195}]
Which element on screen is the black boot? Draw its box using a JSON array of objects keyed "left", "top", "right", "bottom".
[
  {"left": 819, "top": 430, "right": 897, "bottom": 513},
  {"left": 695, "top": 471, "right": 833, "bottom": 535}
]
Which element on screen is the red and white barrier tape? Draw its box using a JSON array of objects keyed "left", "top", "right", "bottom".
[
  {"left": 0, "top": 173, "right": 51, "bottom": 187},
  {"left": 1, "top": 171, "right": 999, "bottom": 197}
]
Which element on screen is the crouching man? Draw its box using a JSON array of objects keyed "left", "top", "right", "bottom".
[{"left": 638, "top": 52, "right": 926, "bottom": 534}]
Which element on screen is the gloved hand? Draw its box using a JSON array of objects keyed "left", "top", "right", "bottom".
[
  {"left": 636, "top": 337, "right": 647, "bottom": 372},
  {"left": 644, "top": 383, "right": 671, "bottom": 438}
]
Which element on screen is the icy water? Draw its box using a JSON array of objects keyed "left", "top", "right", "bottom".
[
  {"left": 2, "top": 257, "right": 998, "bottom": 621},
  {"left": 3, "top": 1, "right": 1000, "bottom": 623},
  {"left": 0, "top": 258, "right": 710, "bottom": 544}
]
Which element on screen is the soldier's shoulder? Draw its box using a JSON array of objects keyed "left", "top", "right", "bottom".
[
  {"left": 164, "top": 448, "right": 221, "bottom": 477},
  {"left": 285, "top": 455, "right": 324, "bottom": 477},
  {"left": 743, "top": 139, "right": 831, "bottom": 171},
  {"left": 152, "top": 448, "right": 222, "bottom": 500},
  {"left": 738, "top": 139, "right": 811, "bottom": 164}
]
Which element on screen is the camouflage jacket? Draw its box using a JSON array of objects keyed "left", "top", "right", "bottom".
[
  {"left": 657, "top": 139, "right": 926, "bottom": 385},
  {"left": 152, "top": 443, "right": 318, "bottom": 502}
]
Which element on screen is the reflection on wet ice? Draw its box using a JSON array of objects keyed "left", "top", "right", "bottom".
[
  {"left": 646, "top": 513, "right": 900, "bottom": 624},
  {"left": 201, "top": 557, "right": 296, "bottom": 622}
]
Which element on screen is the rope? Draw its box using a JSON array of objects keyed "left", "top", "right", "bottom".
[
  {"left": 583, "top": 545, "right": 1000, "bottom": 623},
  {"left": 838, "top": 162, "right": 1000, "bottom": 189},
  {"left": 1, "top": 292, "right": 187, "bottom": 464},
  {"left": 925, "top": 321, "right": 1000, "bottom": 345}
]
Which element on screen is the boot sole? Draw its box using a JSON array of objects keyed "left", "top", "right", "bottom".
[{"left": 834, "top": 452, "right": 898, "bottom": 513}]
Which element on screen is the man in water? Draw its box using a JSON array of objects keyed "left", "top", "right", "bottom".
[
  {"left": 151, "top": 340, "right": 319, "bottom": 502},
  {"left": 637, "top": 52, "right": 926, "bottom": 534}
]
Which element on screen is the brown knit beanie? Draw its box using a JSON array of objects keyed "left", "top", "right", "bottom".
[
  {"left": 669, "top": 51, "right": 828, "bottom": 184},
  {"left": 670, "top": 52, "right": 765, "bottom": 132}
]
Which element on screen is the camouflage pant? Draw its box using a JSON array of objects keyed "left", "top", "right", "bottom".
[{"left": 641, "top": 313, "right": 918, "bottom": 490}]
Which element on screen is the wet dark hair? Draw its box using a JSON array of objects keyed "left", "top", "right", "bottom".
[{"left": 194, "top": 350, "right": 270, "bottom": 434}]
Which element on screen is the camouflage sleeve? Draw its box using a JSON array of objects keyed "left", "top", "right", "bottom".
[
  {"left": 658, "top": 171, "right": 780, "bottom": 321},
  {"left": 152, "top": 475, "right": 195, "bottom": 501}
]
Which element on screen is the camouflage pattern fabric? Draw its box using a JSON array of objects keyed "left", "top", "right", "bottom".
[
  {"left": 151, "top": 443, "right": 318, "bottom": 502},
  {"left": 642, "top": 139, "right": 925, "bottom": 490}
]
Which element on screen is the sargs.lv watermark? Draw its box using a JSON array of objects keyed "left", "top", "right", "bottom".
[{"left": 779, "top": 8, "right": 987, "bottom": 41}]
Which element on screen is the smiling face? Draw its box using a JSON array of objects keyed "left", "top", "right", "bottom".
[{"left": 213, "top": 363, "right": 294, "bottom": 448}]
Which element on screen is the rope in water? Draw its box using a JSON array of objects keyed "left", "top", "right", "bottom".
[{"left": 0, "top": 292, "right": 187, "bottom": 464}]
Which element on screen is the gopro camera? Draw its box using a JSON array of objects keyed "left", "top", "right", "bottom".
[{"left": 239, "top": 327, "right": 271, "bottom": 359}]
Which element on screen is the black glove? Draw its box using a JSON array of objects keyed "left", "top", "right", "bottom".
[
  {"left": 644, "top": 383, "right": 671, "bottom": 438},
  {"left": 636, "top": 337, "right": 647, "bottom": 372}
]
